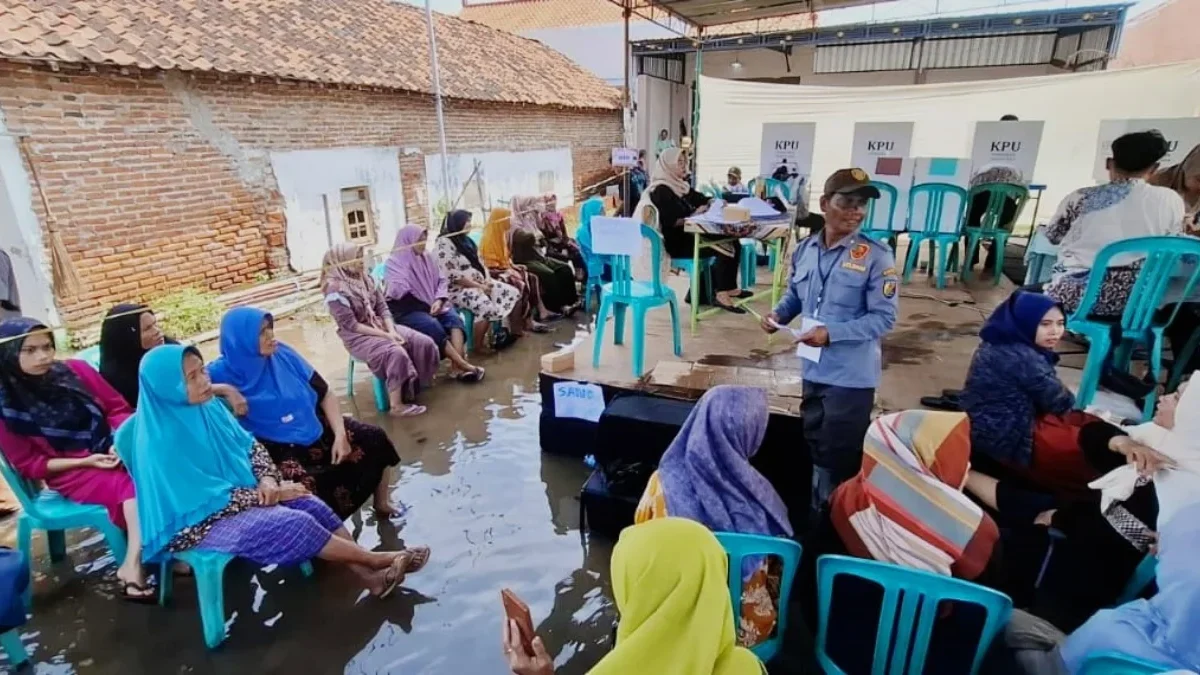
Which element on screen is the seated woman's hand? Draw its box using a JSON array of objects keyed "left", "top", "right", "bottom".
[
  {"left": 257, "top": 478, "right": 283, "bottom": 507},
  {"left": 1111, "top": 436, "right": 1177, "bottom": 475},
  {"left": 218, "top": 387, "right": 249, "bottom": 417},
  {"left": 389, "top": 331, "right": 407, "bottom": 347},
  {"left": 85, "top": 453, "right": 122, "bottom": 470},
  {"left": 502, "top": 618, "right": 553, "bottom": 675},
  {"left": 277, "top": 481, "right": 310, "bottom": 501},
  {"left": 430, "top": 299, "right": 445, "bottom": 316}
]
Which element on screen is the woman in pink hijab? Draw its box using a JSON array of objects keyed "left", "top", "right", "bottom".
[{"left": 385, "top": 226, "right": 484, "bottom": 383}]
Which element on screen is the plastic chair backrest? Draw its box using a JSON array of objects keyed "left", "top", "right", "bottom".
[
  {"left": 370, "top": 262, "right": 385, "bottom": 283},
  {"left": 608, "top": 222, "right": 667, "bottom": 299},
  {"left": 1070, "top": 236, "right": 1200, "bottom": 334},
  {"left": 908, "top": 183, "right": 968, "bottom": 236},
  {"left": 75, "top": 345, "right": 101, "bottom": 370},
  {"left": 965, "top": 182, "right": 1030, "bottom": 232},
  {"left": 0, "top": 449, "right": 42, "bottom": 517},
  {"left": 748, "top": 177, "right": 791, "bottom": 202},
  {"left": 865, "top": 181, "right": 900, "bottom": 233},
  {"left": 1079, "top": 651, "right": 1173, "bottom": 675},
  {"left": 714, "top": 532, "right": 802, "bottom": 662},
  {"left": 1115, "top": 553, "right": 1158, "bottom": 605},
  {"left": 816, "top": 555, "right": 1013, "bottom": 675}
]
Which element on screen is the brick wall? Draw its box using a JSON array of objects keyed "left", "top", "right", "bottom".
[{"left": 0, "top": 61, "right": 622, "bottom": 329}]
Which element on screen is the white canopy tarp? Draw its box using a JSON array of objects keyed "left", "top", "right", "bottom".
[{"left": 695, "top": 61, "right": 1200, "bottom": 221}]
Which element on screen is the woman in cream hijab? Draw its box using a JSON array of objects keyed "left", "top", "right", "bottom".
[{"left": 633, "top": 148, "right": 744, "bottom": 312}]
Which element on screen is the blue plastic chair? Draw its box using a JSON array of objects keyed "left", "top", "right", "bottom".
[
  {"left": 1079, "top": 652, "right": 1174, "bottom": 675},
  {"left": 816, "top": 555, "right": 1012, "bottom": 675},
  {"left": 902, "top": 183, "right": 969, "bottom": 290},
  {"left": 157, "top": 550, "right": 314, "bottom": 649},
  {"left": 0, "top": 450, "right": 128, "bottom": 608},
  {"left": 671, "top": 256, "right": 716, "bottom": 306},
  {"left": 1066, "top": 236, "right": 1200, "bottom": 417},
  {"left": 592, "top": 223, "right": 682, "bottom": 377},
  {"left": 861, "top": 181, "right": 902, "bottom": 252},
  {"left": 962, "top": 182, "right": 1030, "bottom": 285},
  {"left": 713, "top": 533, "right": 802, "bottom": 664},
  {"left": 0, "top": 628, "right": 27, "bottom": 669}
]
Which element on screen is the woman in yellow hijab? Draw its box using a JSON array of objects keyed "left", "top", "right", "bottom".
[
  {"left": 479, "top": 207, "right": 551, "bottom": 334},
  {"left": 502, "top": 518, "right": 764, "bottom": 675}
]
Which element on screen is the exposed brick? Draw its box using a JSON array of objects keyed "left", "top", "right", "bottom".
[{"left": 0, "top": 61, "right": 622, "bottom": 329}]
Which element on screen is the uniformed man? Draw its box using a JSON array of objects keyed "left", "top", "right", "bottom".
[{"left": 760, "top": 168, "right": 899, "bottom": 517}]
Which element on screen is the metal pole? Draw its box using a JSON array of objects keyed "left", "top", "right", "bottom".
[
  {"left": 624, "top": 3, "right": 632, "bottom": 215},
  {"left": 424, "top": 0, "right": 452, "bottom": 220}
]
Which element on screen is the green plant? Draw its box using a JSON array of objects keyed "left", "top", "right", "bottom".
[{"left": 150, "top": 286, "right": 224, "bottom": 338}]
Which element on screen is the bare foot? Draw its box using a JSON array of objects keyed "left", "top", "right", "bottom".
[
  {"left": 402, "top": 545, "right": 431, "bottom": 574},
  {"left": 374, "top": 500, "right": 403, "bottom": 518},
  {"left": 388, "top": 404, "right": 426, "bottom": 418}
]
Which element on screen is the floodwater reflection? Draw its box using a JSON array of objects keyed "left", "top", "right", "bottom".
[{"left": 0, "top": 314, "right": 615, "bottom": 674}]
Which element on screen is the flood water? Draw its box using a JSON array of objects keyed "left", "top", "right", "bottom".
[{"left": 0, "top": 312, "right": 618, "bottom": 674}]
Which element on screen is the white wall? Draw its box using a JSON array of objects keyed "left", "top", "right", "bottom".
[
  {"left": 423, "top": 147, "right": 575, "bottom": 224},
  {"left": 0, "top": 111, "right": 59, "bottom": 326},
  {"left": 269, "top": 147, "right": 406, "bottom": 272},
  {"left": 524, "top": 21, "right": 677, "bottom": 85}
]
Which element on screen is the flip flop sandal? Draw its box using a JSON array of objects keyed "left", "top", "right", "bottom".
[
  {"left": 716, "top": 302, "right": 748, "bottom": 315},
  {"left": 540, "top": 312, "right": 563, "bottom": 322},
  {"left": 455, "top": 369, "right": 483, "bottom": 384},
  {"left": 403, "top": 546, "right": 431, "bottom": 574},
  {"left": 122, "top": 581, "right": 157, "bottom": 604},
  {"left": 379, "top": 554, "right": 410, "bottom": 599},
  {"left": 392, "top": 404, "right": 427, "bottom": 417},
  {"left": 531, "top": 324, "right": 555, "bottom": 334}
]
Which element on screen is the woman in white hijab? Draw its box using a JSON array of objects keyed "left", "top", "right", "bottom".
[{"left": 633, "top": 148, "right": 744, "bottom": 313}]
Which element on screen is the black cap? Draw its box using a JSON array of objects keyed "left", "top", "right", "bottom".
[{"left": 823, "top": 168, "right": 880, "bottom": 199}]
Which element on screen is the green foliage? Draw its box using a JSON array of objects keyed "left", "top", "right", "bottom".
[{"left": 150, "top": 286, "right": 224, "bottom": 338}]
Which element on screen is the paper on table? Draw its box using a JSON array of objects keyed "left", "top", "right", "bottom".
[{"left": 552, "top": 381, "right": 606, "bottom": 422}]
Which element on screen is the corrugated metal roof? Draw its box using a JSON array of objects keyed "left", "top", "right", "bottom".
[
  {"left": 920, "top": 33, "right": 1057, "bottom": 69},
  {"left": 647, "top": 0, "right": 876, "bottom": 28},
  {"left": 814, "top": 41, "right": 913, "bottom": 72}
]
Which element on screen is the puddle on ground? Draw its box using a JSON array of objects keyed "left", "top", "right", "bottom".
[
  {"left": 0, "top": 313, "right": 615, "bottom": 675},
  {"left": 882, "top": 320, "right": 981, "bottom": 368}
]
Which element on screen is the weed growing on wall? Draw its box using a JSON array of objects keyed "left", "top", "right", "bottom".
[{"left": 151, "top": 287, "right": 224, "bottom": 339}]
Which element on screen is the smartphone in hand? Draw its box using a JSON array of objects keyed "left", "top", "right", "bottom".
[{"left": 501, "top": 589, "right": 536, "bottom": 657}]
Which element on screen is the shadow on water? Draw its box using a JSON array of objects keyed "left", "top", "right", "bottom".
[{"left": 0, "top": 313, "right": 616, "bottom": 674}]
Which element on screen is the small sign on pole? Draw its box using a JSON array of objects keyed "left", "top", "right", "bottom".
[{"left": 611, "top": 148, "right": 639, "bottom": 168}]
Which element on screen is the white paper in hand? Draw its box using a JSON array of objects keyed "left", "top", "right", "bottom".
[
  {"left": 794, "top": 317, "right": 825, "bottom": 363},
  {"left": 589, "top": 217, "right": 642, "bottom": 258}
]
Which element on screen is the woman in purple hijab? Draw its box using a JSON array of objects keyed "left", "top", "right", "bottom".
[
  {"left": 635, "top": 385, "right": 793, "bottom": 647},
  {"left": 385, "top": 225, "right": 484, "bottom": 383}
]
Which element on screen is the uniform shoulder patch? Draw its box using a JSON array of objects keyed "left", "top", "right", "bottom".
[
  {"left": 882, "top": 279, "right": 897, "bottom": 299},
  {"left": 850, "top": 243, "right": 870, "bottom": 260}
]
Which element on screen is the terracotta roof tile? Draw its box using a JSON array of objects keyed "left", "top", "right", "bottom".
[{"left": 0, "top": 0, "right": 621, "bottom": 109}]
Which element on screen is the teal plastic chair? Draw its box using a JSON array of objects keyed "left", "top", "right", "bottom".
[
  {"left": 713, "top": 533, "right": 802, "bottom": 664},
  {"left": 0, "top": 451, "right": 127, "bottom": 608},
  {"left": 902, "top": 183, "right": 969, "bottom": 290},
  {"left": 591, "top": 223, "right": 682, "bottom": 377},
  {"left": 1079, "top": 652, "right": 1173, "bottom": 675},
  {"left": 1, "top": 628, "right": 27, "bottom": 668},
  {"left": 1067, "top": 236, "right": 1200, "bottom": 418},
  {"left": 962, "top": 182, "right": 1030, "bottom": 285},
  {"left": 672, "top": 256, "right": 715, "bottom": 306},
  {"left": 75, "top": 345, "right": 101, "bottom": 369},
  {"left": 816, "top": 555, "right": 1012, "bottom": 675},
  {"left": 739, "top": 240, "right": 759, "bottom": 291},
  {"left": 157, "top": 550, "right": 314, "bottom": 649},
  {"left": 747, "top": 177, "right": 792, "bottom": 202},
  {"left": 861, "top": 181, "right": 902, "bottom": 252},
  {"left": 346, "top": 263, "right": 390, "bottom": 412}
]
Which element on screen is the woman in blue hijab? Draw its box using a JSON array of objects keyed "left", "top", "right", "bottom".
[
  {"left": 206, "top": 307, "right": 400, "bottom": 519},
  {"left": 119, "top": 344, "right": 429, "bottom": 596}
]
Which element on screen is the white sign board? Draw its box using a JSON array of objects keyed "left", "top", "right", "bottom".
[
  {"left": 552, "top": 381, "right": 606, "bottom": 422},
  {"left": 851, "top": 122, "right": 914, "bottom": 171},
  {"left": 611, "top": 147, "right": 639, "bottom": 168},
  {"left": 864, "top": 157, "right": 915, "bottom": 233},
  {"left": 970, "top": 121, "right": 1044, "bottom": 184},
  {"left": 589, "top": 216, "right": 642, "bottom": 257},
  {"left": 759, "top": 123, "right": 815, "bottom": 192},
  {"left": 912, "top": 157, "right": 971, "bottom": 234},
  {"left": 1092, "top": 118, "right": 1200, "bottom": 182}
]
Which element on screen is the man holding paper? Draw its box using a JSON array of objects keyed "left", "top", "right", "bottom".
[{"left": 761, "top": 168, "right": 899, "bottom": 518}]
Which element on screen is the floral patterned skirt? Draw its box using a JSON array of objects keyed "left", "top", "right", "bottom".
[{"left": 258, "top": 417, "right": 399, "bottom": 519}]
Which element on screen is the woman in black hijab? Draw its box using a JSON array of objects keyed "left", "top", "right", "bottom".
[{"left": 98, "top": 304, "right": 169, "bottom": 406}]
